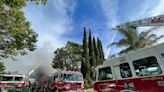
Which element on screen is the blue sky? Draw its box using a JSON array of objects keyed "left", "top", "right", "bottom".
[{"left": 5, "top": 0, "right": 164, "bottom": 74}]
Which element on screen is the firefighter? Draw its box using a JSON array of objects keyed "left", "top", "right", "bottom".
[{"left": 31, "top": 82, "right": 36, "bottom": 92}]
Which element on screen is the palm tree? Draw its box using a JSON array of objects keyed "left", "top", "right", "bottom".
[{"left": 109, "top": 25, "right": 164, "bottom": 54}]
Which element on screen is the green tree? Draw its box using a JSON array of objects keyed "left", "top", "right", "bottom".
[
  {"left": 52, "top": 41, "right": 82, "bottom": 71},
  {"left": 93, "top": 36, "right": 99, "bottom": 66},
  {"left": 88, "top": 31, "right": 96, "bottom": 80},
  {"left": 109, "top": 25, "right": 164, "bottom": 54},
  {"left": 81, "top": 27, "right": 90, "bottom": 80},
  {"left": 88, "top": 30, "right": 95, "bottom": 67},
  {"left": 0, "top": 0, "right": 47, "bottom": 59},
  {"left": 0, "top": 62, "right": 5, "bottom": 73},
  {"left": 66, "top": 41, "right": 83, "bottom": 70},
  {"left": 52, "top": 48, "right": 67, "bottom": 69},
  {"left": 97, "top": 37, "right": 104, "bottom": 65}
]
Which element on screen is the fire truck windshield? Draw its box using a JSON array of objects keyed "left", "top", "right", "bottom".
[
  {"left": 64, "top": 74, "right": 83, "bottom": 82},
  {"left": 14, "top": 77, "right": 23, "bottom": 81},
  {"left": 0, "top": 76, "right": 13, "bottom": 81}
]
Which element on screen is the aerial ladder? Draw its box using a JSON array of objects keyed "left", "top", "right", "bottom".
[{"left": 113, "top": 14, "right": 164, "bottom": 29}]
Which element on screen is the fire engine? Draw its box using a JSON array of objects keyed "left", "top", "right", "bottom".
[
  {"left": 94, "top": 42, "right": 164, "bottom": 92},
  {"left": 0, "top": 74, "right": 29, "bottom": 91},
  {"left": 94, "top": 14, "right": 164, "bottom": 92},
  {"left": 49, "top": 70, "right": 85, "bottom": 92}
]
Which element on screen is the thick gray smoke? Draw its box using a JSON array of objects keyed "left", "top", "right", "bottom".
[
  {"left": 26, "top": 41, "right": 58, "bottom": 83},
  {"left": 29, "top": 41, "right": 57, "bottom": 82},
  {"left": 33, "top": 42, "right": 55, "bottom": 76},
  {"left": 5, "top": 41, "right": 58, "bottom": 77}
]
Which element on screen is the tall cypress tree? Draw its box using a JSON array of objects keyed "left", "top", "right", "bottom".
[
  {"left": 93, "top": 36, "right": 99, "bottom": 66},
  {"left": 97, "top": 37, "right": 101, "bottom": 65},
  {"left": 88, "top": 30, "right": 95, "bottom": 67},
  {"left": 93, "top": 36, "right": 96, "bottom": 57},
  {"left": 97, "top": 37, "right": 105, "bottom": 65},
  {"left": 99, "top": 38, "right": 105, "bottom": 61},
  {"left": 88, "top": 30, "right": 96, "bottom": 80},
  {"left": 81, "top": 27, "right": 90, "bottom": 80}
]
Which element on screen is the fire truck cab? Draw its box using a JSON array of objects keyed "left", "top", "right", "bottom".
[
  {"left": 94, "top": 42, "right": 164, "bottom": 92},
  {"left": 50, "top": 70, "right": 85, "bottom": 92},
  {"left": 0, "top": 74, "right": 29, "bottom": 91}
]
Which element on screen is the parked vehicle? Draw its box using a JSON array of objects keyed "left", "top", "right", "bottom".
[
  {"left": 49, "top": 70, "right": 85, "bottom": 92},
  {"left": 0, "top": 74, "right": 29, "bottom": 91},
  {"left": 94, "top": 42, "right": 164, "bottom": 92}
]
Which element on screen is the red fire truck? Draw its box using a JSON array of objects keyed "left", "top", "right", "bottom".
[
  {"left": 0, "top": 74, "right": 29, "bottom": 91},
  {"left": 93, "top": 42, "right": 164, "bottom": 92},
  {"left": 49, "top": 70, "right": 85, "bottom": 92}
]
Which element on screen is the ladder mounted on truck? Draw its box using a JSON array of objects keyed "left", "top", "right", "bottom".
[{"left": 114, "top": 14, "right": 164, "bottom": 29}]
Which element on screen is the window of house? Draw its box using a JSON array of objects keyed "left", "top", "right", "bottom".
[
  {"left": 133, "top": 56, "right": 162, "bottom": 77},
  {"left": 120, "top": 63, "right": 132, "bottom": 78},
  {"left": 98, "top": 66, "right": 113, "bottom": 81}
]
